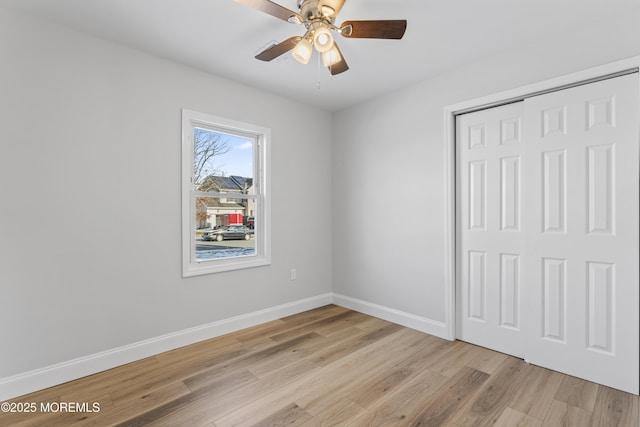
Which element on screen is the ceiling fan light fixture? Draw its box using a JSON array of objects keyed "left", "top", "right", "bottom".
[
  {"left": 237, "top": 0, "right": 407, "bottom": 75},
  {"left": 320, "top": 5, "right": 335, "bottom": 17},
  {"left": 322, "top": 45, "right": 341, "bottom": 67},
  {"left": 291, "top": 37, "right": 313, "bottom": 64},
  {"left": 313, "top": 26, "right": 334, "bottom": 53}
]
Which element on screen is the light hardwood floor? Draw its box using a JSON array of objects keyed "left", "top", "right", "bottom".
[{"left": 2, "top": 305, "right": 638, "bottom": 426}]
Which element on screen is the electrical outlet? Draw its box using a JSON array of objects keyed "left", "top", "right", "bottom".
[{"left": 290, "top": 268, "right": 297, "bottom": 281}]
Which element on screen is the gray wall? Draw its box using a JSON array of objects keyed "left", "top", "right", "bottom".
[
  {"left": 3, "top": 2, "right": 640, "bottom": 392},
  {"left": 332, "top": 10, "right": 640, "bottom": 324},
  {"left": 0, "top": 7, "right": 333, "bottom": 379}
]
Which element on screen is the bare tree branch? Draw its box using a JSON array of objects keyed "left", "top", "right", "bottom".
[{"left": 193, "top": 128, "right": 230, "bottom": 188}]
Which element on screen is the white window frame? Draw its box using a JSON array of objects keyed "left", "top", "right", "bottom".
[{"left": 182, "top": 109, "right": 271, "bottom": 277}]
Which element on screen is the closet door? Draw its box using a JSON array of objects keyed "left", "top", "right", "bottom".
[
  {"left": 457, "top": 102, "right": 525, "bottom": 358},
  {"left": 522, "top": 73, "right": 639, "bottom": 394},
  {"left": 457, "top": 73, "right": 639, "bottom": 394}
]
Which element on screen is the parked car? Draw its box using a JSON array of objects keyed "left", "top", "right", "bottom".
[
  {"left": 243, "top": 216, "right": 255, "bottom": 229},
  {"left": 202, "top": 225, "right": 253, "bottom": 241}
]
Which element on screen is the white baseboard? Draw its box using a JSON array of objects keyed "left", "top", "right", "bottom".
[
  {"left": 332, "top": 293, "right": 450, "bottom": 340},
  {"left": 0, "top": 292, "right": 451, "bottom": 402},
  {"left": 0, "top": 293, "right": 333, "bottom": 402}
]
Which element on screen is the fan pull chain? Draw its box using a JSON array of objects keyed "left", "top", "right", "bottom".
[{"left": 316, "top": 51, "right": 321, "bottom": 90}]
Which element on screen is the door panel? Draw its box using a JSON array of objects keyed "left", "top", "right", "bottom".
[
  {"left": 456, "top": 73, "right": 639, "bottom": 394},
  {"left": 499, "top": 253, "right": 520, "bottom": 329},
  {"left": 542, "top": 150, "right": 566, "bottom": 233},
  {"left": 522, "top": 74, "right": 639, "bottom": 394},
  {"left": 457, "top": 102, "right": 525, "bottom": 358},
  {"left": 500, "top": 156, "right": 520, "bottom": 231}
]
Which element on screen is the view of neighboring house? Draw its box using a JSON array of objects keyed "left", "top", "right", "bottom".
[{"left": 196, "top": 175, "right": 254, "bottom": 229}]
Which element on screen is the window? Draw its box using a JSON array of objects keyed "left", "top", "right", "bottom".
[{"left": 182, "top": 109, "right": 270, "bottom": 276}]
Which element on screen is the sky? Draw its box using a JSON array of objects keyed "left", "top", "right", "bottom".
[
  {"left": 201, "top": 130, "right": 254, "bottom": 178},
  {"left": 218, "top": 134, "right": 253, "bottom": 178}
]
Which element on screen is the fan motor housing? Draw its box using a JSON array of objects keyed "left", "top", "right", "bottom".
[{"left": 297, "top": 0, "right": 344, "bottom": 21}]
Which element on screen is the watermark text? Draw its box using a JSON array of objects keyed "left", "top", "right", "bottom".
[{"left": 1, "top": 401, "right": 100, "bottom": 413}]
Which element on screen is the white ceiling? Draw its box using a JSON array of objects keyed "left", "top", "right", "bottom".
[{"left": 2, "top": 0, "right": 639, "bottom": 111}]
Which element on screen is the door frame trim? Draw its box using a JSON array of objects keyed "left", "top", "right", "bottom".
[{"left": 443, "top": 56, "right": 640, "bottom": 340}]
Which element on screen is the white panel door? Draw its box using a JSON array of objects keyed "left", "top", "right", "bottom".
[
  {"left": 522, "top": 74, "right": 639, "bottom": 394},
  {"left": 457, "top": 102, "right": 525, "bottom": 358},
  {"left": 457, "top": 73, "right": 639, "bottom": 394}
]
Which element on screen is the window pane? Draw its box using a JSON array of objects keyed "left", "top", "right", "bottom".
[
  {"left": 195, "top": 197, "right": 255, "bottom": 261},
  {"left": 193, "top": 127, "right": 253, "bottom": 192},
  {"left": 193, "top": 128, "right": 255, "bottom": 262}
]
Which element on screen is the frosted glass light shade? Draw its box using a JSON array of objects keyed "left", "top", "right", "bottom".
[
  {"left": 313, "top": 26, "right": 334, "bottom": 53},
  {"left": 322, "top": 45, "right": 341, "bottom": 67},
  {"left": 292, "top": 38, "right": 313, "bottom": 64}
]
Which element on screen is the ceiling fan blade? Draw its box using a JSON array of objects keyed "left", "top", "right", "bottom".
[
  {"left": 327, "top": 43, "right": 349, "bottom": 75},
  {"left": 235, "top": 0, "right": 303, "bottom": 24},
  {"left": 340, "top": 20, "right": 407, "bottom": 39},
  {"left": 255, "top": 36, "right": 301, "bottom": 61}
]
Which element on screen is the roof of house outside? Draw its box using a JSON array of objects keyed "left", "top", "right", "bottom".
[
  {"left": 196, "top": 175, "right": 253, "bottom": 209},
  {"left": 199, "top": 175, "right": 253, "bottom": 192}
]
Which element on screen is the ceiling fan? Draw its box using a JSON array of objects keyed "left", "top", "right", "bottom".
[{"left": 234, "top": 0, "right": 407, "bottom": 75}]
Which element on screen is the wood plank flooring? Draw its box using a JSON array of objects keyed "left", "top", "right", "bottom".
[{"left": 1, "top": 305, "right": 638, "bottom": 426}]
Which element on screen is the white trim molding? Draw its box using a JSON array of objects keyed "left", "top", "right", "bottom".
[
  {"left": 181, "top": 109, "right": 272, "bottom": 277},
  {"left": 1, "top": 293, "right": 452, "bottom": 401},
  {"left": 332, "top": 293, "right": 449, "bottom": 339},
  {"left": 0, "top": 293, "right": 333, "bottom": 402},
  {"left": 443, "top": 55, "right": 640, "bottom": 341}
]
